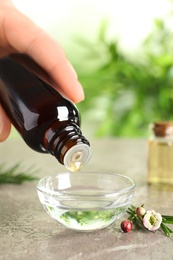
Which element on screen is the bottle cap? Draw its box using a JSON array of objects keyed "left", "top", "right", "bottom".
[
  {"left": 152, "top": 121, "right": 173, "bottom": 137},
  {"left": 63, "top": 144, "right": 92, "bottom": 172}
]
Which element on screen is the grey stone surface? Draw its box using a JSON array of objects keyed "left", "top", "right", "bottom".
[{"left": 0, "top": 138, "right": 173, "bottom": 260}]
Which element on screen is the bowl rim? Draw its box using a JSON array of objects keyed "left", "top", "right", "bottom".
[{"left": 36, "top": 171, "right": 135, "bottom": 198}]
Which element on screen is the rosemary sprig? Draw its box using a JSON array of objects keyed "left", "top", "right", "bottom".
[
  {"left": 0, "top": 163, "right": 38, "bottom": 184},
  {"left": 162, "top": 216, "right": 173, "bottom": 224},
  {"left": 160, "top": 223, "right": 173, "bottom": 237}
]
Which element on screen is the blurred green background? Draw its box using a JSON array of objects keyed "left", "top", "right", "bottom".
[
  {"left": 76, "top": 15, "right": 173, "bottom": 137},
  {"left": 12, "top": 0, "right": 173, "bottom": 138}
]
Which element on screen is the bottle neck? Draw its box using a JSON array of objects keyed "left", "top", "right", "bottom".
[{"left": 44, "top": 122, "right": 91, "bottom": 171}]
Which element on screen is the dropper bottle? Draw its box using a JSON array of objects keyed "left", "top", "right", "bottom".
[{"left": 0, "top": 54, "right": 92, "bottom": 172}]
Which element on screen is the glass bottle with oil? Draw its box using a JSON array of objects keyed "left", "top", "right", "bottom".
[
  {"left": 0, "top": 54, "right": 91, "bottom": 172},
  {"left": 147, "top": 121, "right": 173, "bottom": 185}
]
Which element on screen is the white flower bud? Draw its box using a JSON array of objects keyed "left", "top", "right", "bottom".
[{"left": 136, "top": 206, "right": 146, "bottom": 217}]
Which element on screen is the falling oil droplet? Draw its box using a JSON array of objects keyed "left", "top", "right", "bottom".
[{"left": 69, "top": 161, "right": 82, "bottom": 172}]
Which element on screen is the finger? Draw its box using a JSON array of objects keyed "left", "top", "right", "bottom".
[
  {"left": 0, "top": 104, "right": 11, "bottom": 141},
  {"left": 3, "top": 7, "right": 84, "bottom": 103}
]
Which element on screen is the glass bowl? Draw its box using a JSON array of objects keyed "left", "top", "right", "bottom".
[{"left": 37, "top": 172, "right": 135, "bottom": 232}]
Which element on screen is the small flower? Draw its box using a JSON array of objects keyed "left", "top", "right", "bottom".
[
  {"left": 136, "top": 206, "right": 146, "bottom": 217},
  {"left": 143, "top": 210, "right": 162, "bottom": 231}
]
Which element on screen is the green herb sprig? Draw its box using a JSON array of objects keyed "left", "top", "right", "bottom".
[{"left": 0, "top": 163, "right": 38, "bottom": 184}]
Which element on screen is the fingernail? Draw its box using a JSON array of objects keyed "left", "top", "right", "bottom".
[{"left": 74, "top": 81, "right": 85, "bottom": 103}]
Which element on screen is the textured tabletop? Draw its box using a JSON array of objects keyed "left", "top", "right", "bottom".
[{"left": 0, "top": 137, "right": 173, "bottom": 260}]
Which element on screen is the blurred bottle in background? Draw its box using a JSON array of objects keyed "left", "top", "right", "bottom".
[{"left": 147, "top": 121, "right": 173, "bottom": 185}]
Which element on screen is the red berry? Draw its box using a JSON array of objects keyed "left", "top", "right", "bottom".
[{"left": 121, "top": 220, "right": 132, "bottom": 233}]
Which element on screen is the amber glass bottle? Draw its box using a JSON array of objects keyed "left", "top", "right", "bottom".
[
  {"left": 147, "top": 121, "right": 173, "bottom": 185},
  {"left": 0, "top": 54, "right": 91, "bottom": 171}
]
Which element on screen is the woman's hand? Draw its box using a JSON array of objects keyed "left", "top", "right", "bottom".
[{"left": 0, "top": 0, "right": 84, "bottom": 141}]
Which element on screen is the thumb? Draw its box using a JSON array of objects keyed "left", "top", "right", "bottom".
[{"left": 0, "top": 104, "right": 11, "bottom": 141}]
